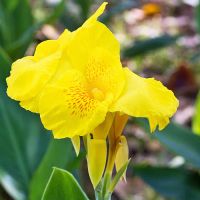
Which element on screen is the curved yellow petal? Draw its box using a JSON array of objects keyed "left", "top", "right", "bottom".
[
  {"left": 39, "top": 70, "right": 113, "bottom": 138},
  {"left": 71, "top": 136, "right": 80, "bottom": 156},
  {"left": 34, "top": 29, "right": 71, "bottom": 60},
  {"left": 67, "top": 22, "right": 120, "bottom": 74},
  {"left": 87, "top": 138, "right": 107, "bottom": 188},
  {"left": 20, "top": 97, "right": 39, "bottom": 113},
  {"left": 115, "top": 136, "right": 129, "bottom": 180},
  {"left": 110, "top": 68, "right": 179, "bottom": 132},
  {"left": 107, "top": 113, "right": 128, "bottom": 146},
  {"left": 7, "top": 53, "right": 60, "bottom": 104},
  {"left": 53, "top": 3, "right": 123, "bottom": 109},
  {"left": 113, "top": 112, "right": 129, "bottom": 138},
  {"left": 83, "top": 2, "right": 108, "bottom": 26},
  {"left": 34, "top": 40, "right": 59, "bottom": 61},
  {"left": 6, "top": 29, "right": 71, "bottom": 113},
  {"left": 93, "top": 112, "right": 114, "bottom": 139},
  {"left": 66, "top": 2, "right": 118, "bottom": 73}
]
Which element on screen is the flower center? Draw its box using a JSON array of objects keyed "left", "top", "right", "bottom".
[{"left": 91, "top": 88, "right": 104, "bottom": 101}]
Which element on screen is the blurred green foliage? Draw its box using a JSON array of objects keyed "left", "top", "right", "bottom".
[
  {"left": 133, "top": 165, "right": 200, "bottom": 200},
  {"left": 0, "top": 0, "right": 65, "bottom": 82},
  {"left": 131, "top": 116, "right": 200, "bottom": 199},
  {"left": 122, "top": 35, "right": 179, "bottom": 59}
]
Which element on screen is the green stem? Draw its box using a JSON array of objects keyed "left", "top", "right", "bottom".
[
  {"left": 95, "top": 127, "right": 118, "bottom": 200},
  {"left": 95, "top": 174, "right": 112, "bottom": 200},
  {"left": 105, "top": 134, "right": 118, "bottom": 175},
  {"left": 102, "top": 173, "right": 111, "bottom": 197},
  {"left": 95, "top": 189, "right": 111, "bottom": 200}
]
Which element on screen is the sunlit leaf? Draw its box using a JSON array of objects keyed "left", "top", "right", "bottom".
[
  {"left": 109, "top": 159, "right": 130, "bottom": 193},
  {"left": 42, "top": 168, "right": 89, "bottom": 200},
  {"left": 192, "top": 92, "right": 200, "bottom": 135},
  {"left": 29, "top": 140, "right": 74, "bottom": 200}
]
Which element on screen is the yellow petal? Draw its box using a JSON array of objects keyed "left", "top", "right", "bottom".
[
  {"left": 113, "top": 112, "right": 129, "bottom": 138},
  {"left": 66, "top": 47, "right": 124, "bottom": 105},
  {"left": 87, "top": 138, "right": 107, "bottom": 188},
  {"left": 115, "top": 136, "right": 129, "bottom": 180},
  {"left": 34, "top": 29, "right": 71, "bottom": 60},
  {"left": 59, "top": 3, "right": 124, "bottom": 104},
  {"left": 67, "top": 23, "right": 120, "bottom": 75},
  {"left": 6, "top": 30, "right": 71, "bottom": 113},
  {"left": 34, "top": 40, "right": 59, "bottom": 61},
  {"left": 93, "top": 112, "right": 114, "bottom": 139},
  {"left": 71, "top": 136, "right": 80, "bottom": 156},
  {"left": 6, "top": 53, "right": 60, "bottom": 112},
  {"left": 66, "top": 3, "right": 119, "bottom": 75},
  {"left": 110, "top": 68, "right": 179, "bottom": 132},
  {"left": 20, "top": 97, "right": 39, "bottom": 113},
  {"left": 83, "top": 2, "right": 108, "bottom": 26},
  {"left": 39, "top": 70, "right": 113, "bottom": 138}
]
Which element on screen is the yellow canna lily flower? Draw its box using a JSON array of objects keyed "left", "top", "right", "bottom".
[
  {"left": 6, "top": 29, "right": 71, "bottom": 113},
  {"left": 6, "top": 1, "right": 179, "bottom": 192}
]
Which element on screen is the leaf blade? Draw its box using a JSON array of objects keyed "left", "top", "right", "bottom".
[
  {"left": 42, "top": 168, "right": 89, "bottom": 200},
  {"left": 122, "top": 35, "right": 178, "bottom": 58}
]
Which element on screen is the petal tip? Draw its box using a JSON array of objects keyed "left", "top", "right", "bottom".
[{"left": 84, "top": 1, "right": 108, "bottom": 26}]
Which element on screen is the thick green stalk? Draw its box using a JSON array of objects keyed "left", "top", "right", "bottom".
[
  {"left": 95, "top": 175, "right": 112, "bottom": 200},
  {"left": 95, "top": 189, "right": 111, "bottom": 200}
]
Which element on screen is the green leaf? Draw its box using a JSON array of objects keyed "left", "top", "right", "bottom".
[
  {"left": 192, "top": 92, "right": 200, "bottom": 135},
  {"left": 6, "top": 22, "right": 41, "bottom": 59},
  {"left": 109, "top": 159, "right": 130, "bottom": 193},
  {"left": 29, "top": 140, "right": 74, "bottom": 200},
  {"left": 42, "top": 0, "right": 65, "bottom": 25},
  {"left": 134, "top": 119, "right": 200, "bottom": 169},
  {"left": 42, "top": 168, "right": 89, "bottom": 200},
  {"left": 75, "top": 0, "right": 92, "bottom": 20},
  {"left": 0, "top": 0, "right": 33, "bottom": 49},
  {"left": 133, "top": 165, "right": 200, "bottom": 200},
  {"left": 195, "top": 2, "right": 200, "bottom": 34},
  {"left": 0, "top": 86, "right": 50, "bottom": 198},
  {"left": 0, "top": 46, "right": 12, "bottom": 83},
  {"left": 0, "top": 85, "right": 77, "bottom": 200},
  {"left": 5, "top": 0, "right": 66, "bottom": 59},
  {"left": 100, "top": 1, "right": 139, "bottom": 23},
  {"left": 0, "top": 0, "right": 58, "bottom": 60},
  {"left": 155, "top": 124, "right": 200, "bottom": 169},
  {"left": 0, "top": 0, "right": 36, "bottom": 64},
  {"left": 0, "top": 86, "right": 78, "bottom": 200},
  {"left": 122, "top": 35, "right": 178, "bottom": 58},
  {"left": 0, "top": 173, "right": 25, "bottom": 200}
]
